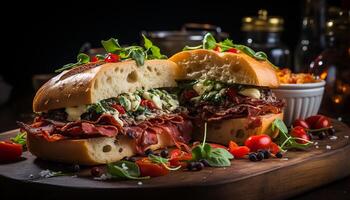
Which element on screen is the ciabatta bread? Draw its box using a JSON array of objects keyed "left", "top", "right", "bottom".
[
  {"left": 27, "top": 129, "right": 175, "bottom": 165},
  {"left": 170, "top": 49, "right": 280, "bottom": 87},
  {"left": 193, "top": 113, "right": 283, "bottom": 145},
  {"left": 33, "top": 60, "right": 179, "bottom": 112}
]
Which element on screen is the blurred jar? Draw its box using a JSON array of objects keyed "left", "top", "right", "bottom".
[
  {"left": 241, "top": 10, "right": 291, "bottom": 67},
  {"left": 309, "top": 8, "right": 350, "bottom": 117},
  {"left": 294, "top": 0, "right": 326, "bottom": 73}
]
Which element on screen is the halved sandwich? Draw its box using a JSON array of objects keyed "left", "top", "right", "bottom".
[
  {"left": 18, "top": 38, "right": 192, "bottom": 165},
  {"left": 170, "top": 39, "right": 284, "bottom": 145}
]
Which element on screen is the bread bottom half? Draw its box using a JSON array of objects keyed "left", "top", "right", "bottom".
[{"left": 193, "top": 113, "right": 284, "bottom": 145}]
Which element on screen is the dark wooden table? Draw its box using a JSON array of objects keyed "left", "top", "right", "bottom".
[{"left": 0, "top": 95, "right": 349, "bottom": 200}]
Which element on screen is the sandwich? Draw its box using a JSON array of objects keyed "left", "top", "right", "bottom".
[
  {"left": 170, "top": 34, "right": 284, "bottom": 145},
  {"left": 18, "top": 37, "right": 192, "bottom": 165}
]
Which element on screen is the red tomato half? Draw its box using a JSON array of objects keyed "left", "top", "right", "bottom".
[
  {"left": 0, "top": 141, "right": 22, "bottom": 162},
  {"left": 169, "top": 149, "right": 192, "bottom": 167},
  {"left": 111, "top": 104, "right": 126, "bottom": 114},
  {"left": 290, "top": 126, "right": 310, "bottom": 144},
  {"left": 104, "top": 53, "right": 120, "bottom": 63},
  {"left": 244, "top": 134, "right": 272, "bottom": 152},
  {"left": 136, "top": 158, "right": 169, "bottom": 177}
]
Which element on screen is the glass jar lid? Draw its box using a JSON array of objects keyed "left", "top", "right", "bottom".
[{"left": 242, "top": 10, "right": 284, "bottom": 32}]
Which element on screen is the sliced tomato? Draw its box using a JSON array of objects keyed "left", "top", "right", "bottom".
[
  {"left": 140, "top": 99, "right": 157, "bottom": 109},
  {"left": 111, "top": 104, "right": 126, "bottom": 114},
  {"left": 226, "top": 48, "right": 239, "bottom": 54},
  {"left": 0, "top": 141, "right": 22, "bottom": 162},
  {"left": 229, "top": 146, "right": 250, "bottom": 158},
  {"left": 90, "top": 56, "right": 99, "bottom": 62},
  {"left": 213, "top": 45, "right": 222, "bottom": 52},
  {"left": 136, "top": 158, "right": 169, "bottom": 177},
  {"left": 228, "top": 141, "right": 239, "bottom": 150},
  {"left": 169, "top": 149, "right": 192, "bottom": 167}
]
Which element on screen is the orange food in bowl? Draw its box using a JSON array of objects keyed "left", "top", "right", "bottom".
[{"left": 277, "top": 68, "right": 319, "bottom": 84}]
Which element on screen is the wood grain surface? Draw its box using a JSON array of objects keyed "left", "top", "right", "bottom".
[{"left": 0, "top": 120, "right": 349, "bottom": 200}]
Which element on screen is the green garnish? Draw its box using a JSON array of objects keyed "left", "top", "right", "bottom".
[
  {"left": 183, "top": 33, "right": 274, "bottom": 66},
  {"left": 55, "top": 53, "right": 90, "bottom": 73},
  {"left": 11, "top": 132, "right": 27, "bottom": 146},
  {"left": 148, "top": 154, "right": 181, "bottom": 171},
  {"left": 55, "top": 35, "right": 166, "bottom": 72},
  {"left": 107, "top": 161, "right": 150, "bottom": 180},
  {"left": 191, "top": 122, "right": 233, "bottom": 167},
  {"left": 272, "top": 119, "right": 313, "bottom": 151}
]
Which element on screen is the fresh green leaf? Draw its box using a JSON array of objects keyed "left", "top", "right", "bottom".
[
  {"left": 77, "top": 53, "right": 90, "bottom": 63},
  {"left": 95, "top": 54, "right": 106, "bottom": 60},
  {"left": 11, "top": 132, "right": 26, "bottom": 146},
  {"left": 130, "top": 48, "right": 145, "bottom": 66},
  {"left": 142, "top": 34, "right": 153, "bottom": 50},
  {"left": 254, "top": 51, "right": 268, "bottom": 60},
  {"left": 219, "top": 39, "right": 234, "bottom": 51},
  {"left": 272, "top": 119, "right": 288, "bottom": 134},
  {"left": 101, "top": 38, "right": 121, "bottom": 53},
  {"left": 107, "top": 161, "right": 149, "bottom": 180},
  {"left": 191, "top": 122, "right": 233, "bottom": 167},
  {"left": 148, "top": 154, "right": 181, "bottom": 171},
  {"left": 202, "top": 33, "right": 217, "bottom": 50}
]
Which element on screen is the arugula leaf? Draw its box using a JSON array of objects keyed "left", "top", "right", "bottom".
[
  {"left": 183, "top": 45, "right": 203, "bottom": 51},
  {"left": 191, "top": 123, "right": 233, "bottom": 167},
  {"left": 11, "top": 132, "right": 26, "bottom": 146},
  {"left": 202, "top": 33, "right": 217, "bottom": 50},
  {"left": 101, "top": 38, "right": 122, "bottom": 53},
  {"left": 55, "top": 53, "right": 90, "bottom": 73},
  {"left": 254, "top": 51, "right": 268, "bottom": 60},
  {"left": 107, "top": 161, "right": 149, "bottom": 180}
]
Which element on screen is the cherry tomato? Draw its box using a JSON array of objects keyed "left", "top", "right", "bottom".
[
  {"left": 182, "top": 89, "right": 198, "bottom": 101},
  {"left": 293, "top": 119, "right": 309, "bottom": 129},
  {"left": 290, "top": 126, "right": 310, "bottom": 144},
  {"left": 136, "top": 158, "right": 169, "bottom": 177},
  {"left": 169, "top": 149, "right": 192, "bottom": 167},
  {"left": 213, "top": 45, "right": 222, "bottom": 52},
  {"left": 91, "top": 56, "right": 99, "bottom": 62},
  {"left": 226, "top": 87, "right": 238, "bottom": 101},
  {"left": 226, "top": 48, "right": 239, "bottom": 54},
  {"left": 140, "top": 99, "right": 157, "bottom": 109},
  {"left": 244, "top": 134, "right": 272, "bottom": 152},
  {"left": 314, "top": 116, "right": 330, "bottom": 129},
  {"left": 0, "top": 141, "right": 22, "bottom": 162},
  {"left": 111, "top": 104, "right": 126, "bottom": 114},
  {"left": 269, "top": 142, "right": 280, "bottom": 154},
  {"left": 104, "top": 53, "right": 120, "bottom": 63},
  {"left": 305, "top": 115, "right": 323, "bottom": 128}
]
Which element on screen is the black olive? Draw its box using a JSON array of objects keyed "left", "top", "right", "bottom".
[
  {"left": 145, "top": 149, "right": 154, "bottom": 156},
  {"left": 199, "top": 159, "right": 210, "bottom": 167},
  {"left": 328, "top": 127, "right": 336, "bottom": 135},
  {"left": 187, "top": 162, "right": 196, "bottom": 171},
  {"left": 91, "top": 167, "right": 102, "bottom": 177},
  {"left": 160, "top": 149, "right": 169, "bottom": 158},
  {"left": 318, "top": 131, "right": 327, "bottom": 140},
  {"left": 249, "top": 153, "right": 258, "bottom": 162},
  {"left": 194, "top": 162, "right": 204, "bottom": 171},
  {"left": 187, "top": 161, "right": 204, "bottom": 171},
  {"left": 256, "top": 152, "right": 264, "bottom": 161},
  {"left": 258, "top": 150, "right": 270, "bottom": 159},
  {"left": 275, "top": 152, "right": 283, "bottom": 158}
]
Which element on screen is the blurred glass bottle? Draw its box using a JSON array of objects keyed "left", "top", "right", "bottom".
[
  {"left": 294, "top": 0, "right": 326, "bottom": 72},
  {"left": 309, "top": 8, "right": 350, "bottom": 117},
  {"left": 241, "top": 10, "right": 290, "bottom": 67}
]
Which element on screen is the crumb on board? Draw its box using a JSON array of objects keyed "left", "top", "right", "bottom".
[
  {"left": 326, "top": 145, "right": 332, "bottom": 150},
  {"left": 138, "top": 181, "right": 143, "bottom": 185},
  {"left": 345, "top": 135, "right": 349, "bottom": 139},
  {"left": 315, "top": 146, "right": 319, "bottom": 149},
  {"left": 329, "top": 136, "right": 338, "bottom": 140}
]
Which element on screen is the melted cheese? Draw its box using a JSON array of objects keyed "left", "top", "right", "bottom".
[
  {"left": 239, "top": 88, "right": 261, "bottom": 99},
  {"left": 65, "top": 105, "right": 87, "bottom": 121}
]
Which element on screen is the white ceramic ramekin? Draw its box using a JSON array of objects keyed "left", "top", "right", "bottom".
[{"left": 272, "top": 80, "right": 326, "bottom": 126}]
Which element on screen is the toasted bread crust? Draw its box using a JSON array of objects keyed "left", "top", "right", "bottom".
[{"left": 170, "top": 49, "right": 280, "bottom": 87}]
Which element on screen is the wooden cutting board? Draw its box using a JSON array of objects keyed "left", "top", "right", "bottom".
[{"left": 0, "top": 120, "right": 349, "bottom": 200}]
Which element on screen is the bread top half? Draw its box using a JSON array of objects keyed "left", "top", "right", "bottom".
[
  {"left": 33, "top": 59, "right": 179, "bottom": 112},
  {"left": 169, "top": 49, "right": 280, "bottom": 88}
]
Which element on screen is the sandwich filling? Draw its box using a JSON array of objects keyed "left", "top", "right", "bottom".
[
  {"left": 18, "top": 88, "right": 192, "bottom": 153},
  {"left": 178, "top": 79, "right": 284, "bottom": 128}
]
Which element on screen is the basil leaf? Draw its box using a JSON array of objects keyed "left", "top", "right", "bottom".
[
  {"left": 272, "top": 119, "right": 288, "bottom": 135},
  {"left": 211, "top": 148, "right": 233, "bottom": 159},
  {"left": 107, "top": 161, "right": 149, "bottom": 180},
  {"left": 130, "top": 48, "right": 145, "bottom": 66},
  {"left": 101, "top": 38, "right": 121, "bottom": 53},
  {"left": 202, "top": 33, "right": 217, "bottom": 50},
  {"left": 95, "top": 54, "right": 106, "bottom": 60},
  {"left": 191, "top": 145, "right": 206, "bottom": 160},
  {"left": 206, "top": 155, "right": 231, "bottom": 167}
]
